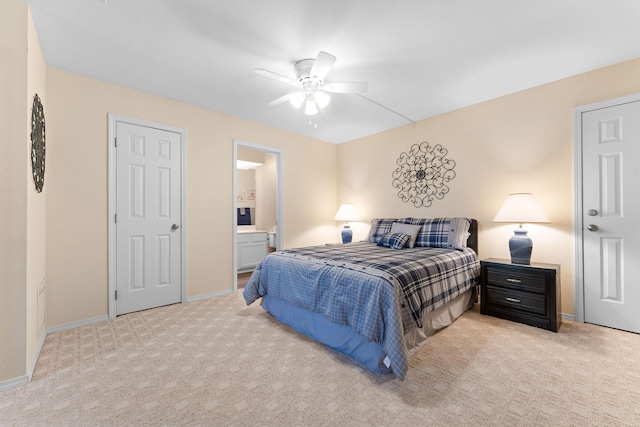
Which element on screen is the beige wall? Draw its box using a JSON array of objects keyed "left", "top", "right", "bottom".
[
  {"left": 45, "top": 68, "right": 337, "bottom": 328},
  {"left": 26, "top": 7, "right": 48, "bottom": 372},
  {"left": 237, "top": 169, "right": 257, "bottom": 209},
  {"left": 338, "top": 57, "right": 640, "bottom": 316},
  {"left": 0, "top": 0, "right": 28, "bottom": 383},
  {"left": 237, "top": 146, "right": 265, "bottom": 164},
  {"left": 255, "top": 154, "right": 277, "bottom": 233},
  {"left": 0, "top": 2, "right": 47, "bottom": 384}
]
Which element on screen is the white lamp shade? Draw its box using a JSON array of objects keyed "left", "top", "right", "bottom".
[
  {"left": 289, "top": 92, "right": 305, "bottom": 109},
  {"left": 314, "top": 91, "right": 330, "bottom": 109},
  {"left": 333, "top": 203, "right": 359, "bottom": 222},
  {"left": 493, "top": 193, "right": 550, "bottom": 224},
  {"left": 304, "top": 96, "right": 318, "bottom": 115}
]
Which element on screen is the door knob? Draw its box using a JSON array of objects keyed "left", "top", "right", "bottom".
[
  {"left": 587, "top": 224, "right": 598, "bottom": 232},
  {"left": 587, "top": 209, "right": 598, "bottom": 216},
  {"left": 171, "top": 224, "right": 179, "bottom": 231}
]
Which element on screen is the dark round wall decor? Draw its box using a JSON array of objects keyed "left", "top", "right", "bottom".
[
  {"left": 31, "top": 93, "right": 46, "bottom": 193},
  {"left": 391, "top": 141, "right": 456, "bottom": 208}
]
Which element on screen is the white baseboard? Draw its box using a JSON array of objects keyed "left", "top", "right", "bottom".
[
  {"left": 0, "top": 374, "right": 30, "bottom": 392},
  {"left": 0, "top": 329, "right": 47, "bottom": 392},
  {"left": 187, "top": 288, "right": 234, "bottom": 303},
  {"left": 28, "top": 330, "right": 47, "bottom": 381},
  {"left": 46, "top": 315, "right": 109, "bottom": 334},
  {"left": 561, "top": 313, "right": 576, "bottom": 321}
]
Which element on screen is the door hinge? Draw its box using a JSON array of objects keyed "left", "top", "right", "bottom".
[
  {"left": 115, "top": 290, "right": 118, "bottom": 300},
  {"left": 114, "top": 137, "right": 117, "bottom": 147},
  {"left": 115, "top": 213, "right": 117, "bottom": 223}
]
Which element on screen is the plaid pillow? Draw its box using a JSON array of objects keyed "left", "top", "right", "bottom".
[
  {"left": 366, "top": 218, "right": 410, "bottom": 243},
  {"left": 390, "top": 222, "right": 421, "bottom": 248},
  {"left": 376, "top": 232, "right": 410, "bottom": 249},
  {"left": 406, "top": 217, "right": 471, "bottom": 249}
]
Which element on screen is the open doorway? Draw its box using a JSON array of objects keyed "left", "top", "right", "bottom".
[{"left": 233, "top": 140, "right": 283, "bottom": 291}]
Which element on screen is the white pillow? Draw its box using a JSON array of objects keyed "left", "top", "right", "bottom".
[
  {"left": 446, "top": 217, "right": 471, "bottom": 249},
  {"left": 390, "top": 222, "right": 421, "bottom": 248}
]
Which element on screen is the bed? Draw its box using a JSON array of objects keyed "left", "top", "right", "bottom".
[{"left": 243, "top": 217, "right": 480, "bottom": 380}]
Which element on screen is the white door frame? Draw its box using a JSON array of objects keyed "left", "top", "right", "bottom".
[
  {"left": 233, "top": 139, "right": 283, "bottom": 291},
  {"left": 108, "top": 114, "right": 188, "bottom": 319},
  {"left": 573, "top": 92, "right": 640, "bottom": 323}
]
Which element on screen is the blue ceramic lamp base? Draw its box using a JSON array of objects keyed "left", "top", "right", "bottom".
[
  {"left": 509, "top": 228, "right": 533, "bottom": 265},
  {"left": 341, "top": 225, "right": 353, "bottom": 244}
]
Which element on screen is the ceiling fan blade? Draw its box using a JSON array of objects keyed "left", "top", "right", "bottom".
[
  {"left": 310, "top": 51, "right": 336, "bottom": 80},
  {"left": 254, "top": 68, "right": 298, "bottom": 86},
  {"left": 323, "top": 82, "right": 369, "bottom": 94},
  {"left": 267, "top": 93, "right": 293, "bottom": 105}
]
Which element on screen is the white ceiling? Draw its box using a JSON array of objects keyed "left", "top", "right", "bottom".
[{"left": 27, "top": 0, "right": 640, "bottom": 144}]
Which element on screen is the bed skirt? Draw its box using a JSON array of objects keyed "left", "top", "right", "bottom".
[{"left": 260, "top": 287, "right": 476, "bottom": 376}]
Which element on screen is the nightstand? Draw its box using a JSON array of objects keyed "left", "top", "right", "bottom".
[{"left": 480, "top": 258, "right": 561, "bottom": 332}]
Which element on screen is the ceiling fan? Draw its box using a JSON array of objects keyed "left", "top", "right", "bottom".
[{"left": 254, "top": 51, "right": 368, "bottom": 116}]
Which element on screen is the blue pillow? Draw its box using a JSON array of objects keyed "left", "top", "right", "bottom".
[{"left": 376, "top": 232, "right": 410, "bottom": 250}]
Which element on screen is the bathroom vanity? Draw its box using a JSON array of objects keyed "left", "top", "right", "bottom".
[{"left": 237, "top": 229, "right": 268, "bottom": 272}]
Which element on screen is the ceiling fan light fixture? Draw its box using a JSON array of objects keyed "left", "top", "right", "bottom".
[
  {"left": 314, "top": 91, "right": 330, "bottom": 109},
  {"left": 289, "top": 92, "right": 305, "bottom": 109},
  {"left": 257, "top": 51, "right": 367, "bottom": 118},
  {"left": 304, "top": 96, "right": 319, "bottom": 116}
]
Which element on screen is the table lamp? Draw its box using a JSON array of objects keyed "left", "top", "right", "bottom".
[
  {"left": 333, "top": 203, "right": 359, "bottom": 244},
  {"left": 493, "top": 193, "right": 550, "bottom": 265}
]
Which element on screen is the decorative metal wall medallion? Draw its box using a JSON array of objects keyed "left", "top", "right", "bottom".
[
  {"left": 391, "top": 141, "right": 456, "bottom": 207},
  {"left": 31, "top": 94, "right": 46, "bottom": 193}
]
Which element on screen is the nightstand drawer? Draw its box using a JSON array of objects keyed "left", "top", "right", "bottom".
[
  {"left": 485, "top": 286, "right": 546, "bottom": 316},
  {"left": 486, "top": 269, "right": 547, "bottom": 294}
]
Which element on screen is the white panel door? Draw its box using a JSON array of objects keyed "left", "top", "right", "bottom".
[
  {"left": 116, "top": 121, "right": 182, "bottom": 315},
  {"left": 582, "top": 100, "right": 640, "bottom": 333}
]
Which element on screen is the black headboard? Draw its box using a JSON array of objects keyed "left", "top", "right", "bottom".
[{"left": 467, "top": 219, "right": 478, "bottom": 254}]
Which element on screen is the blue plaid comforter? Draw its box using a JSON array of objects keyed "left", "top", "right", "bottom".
[{"left": 243, "top": 242, "right": 479, "bottom": 379}]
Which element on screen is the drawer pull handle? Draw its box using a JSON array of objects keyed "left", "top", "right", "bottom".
[
  {"left": 506, "top": 297, "right": 521, "bottom": 303},
  {"left": 507, "top": 278, "right": 521, "bottom": 284}
]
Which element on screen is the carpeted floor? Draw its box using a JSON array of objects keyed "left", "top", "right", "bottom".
[{"left": 1, "top": 291, "right": 640, "bottom": 426}]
